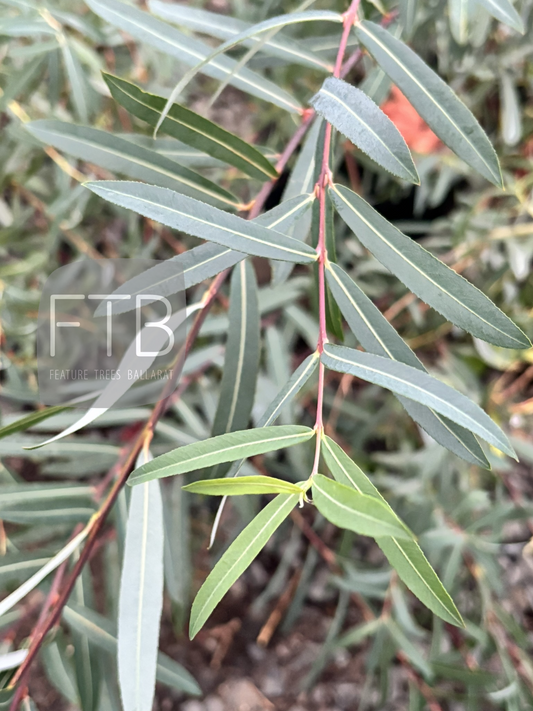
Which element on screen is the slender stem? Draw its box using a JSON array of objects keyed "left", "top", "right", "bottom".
[{"left": 311, "top": 0, "right": 360, "bottom": 474}]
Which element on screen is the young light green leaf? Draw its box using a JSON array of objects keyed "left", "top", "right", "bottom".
[
  {"left": 474, "top": 0, "right": 524, "bottom": 32},
  {"left": 312, "top": 475, "right": 413, "bottom": 539},
  {"left": 93, "top": 193, "right": 313, "bottom": 317},
  {"left": 63, "top": 604, "right": 201, "bottom": 696},
  {"left": 85, "top": 0, "right": 301, "bottom": 114},
  {"left": 183, "top": 476, "right": 304, "bottom": 496},
  {"left": 129, "top": 425, "right": 314, "bottom": 485},
  {"left": 354, "top": 20, "right": 503, "bottom": 186},
  {"left": 85, "top": 181, "right": 318, "bottom": 263},
  {"left": 212, "top": 260, "right": 260, "bottom": 444},
  {"left": 103, "top": 74, "right": 277, "bottom": 181},
  {"left": 325, "top": 261, "right": 489, "bottom": 468},
  {"left": 190, "top": 493, "right": 298, "bottom": 638},
  {"left": 310, "top": 77, "right": 418, "bottom": 183},
  {"left": 322, "top": 344, "right": 516, "bottom": 458},
  {"left": 209, "top": 352, "right": 320, "bottom": 549},
  {"left": 156, "top": 10, "right": 342, "bottom": 132},
  {"left": 321, "top": 437, "right": 463, "bottom": 626},
  {"left": 149, "top": 0, "right": 333, "bottom": 71},
  {"left": 376, "top": 537, "right": 464, "bottom": 626},
  {"left": 118, "top": 452, "right": 164, "bottom": 711},
  {"left": 27, "top": 120, "right": 237, "bottom": 208},
  {"left": 0, "top": 406, "right": 71, "bottom": 440},
  {"left": 331, "top": 184, "right": 530, "bottom": 349}
]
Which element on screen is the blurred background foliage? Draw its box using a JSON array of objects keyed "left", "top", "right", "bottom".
[{"left": 1, "top": 0, "right": 533, "bottom": 708}]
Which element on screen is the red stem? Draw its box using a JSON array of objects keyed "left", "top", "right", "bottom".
[{"left": 311, "top": 0, "right": 360, "bottom": 474}]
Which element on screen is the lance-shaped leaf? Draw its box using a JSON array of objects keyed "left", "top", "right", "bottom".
[
  {"left": 183, "top": 476, "right": 304, "bottom": 496},
  {"left": 118, "top": 452, "right": 164, "bottom": 711},
  {"left": 322, "top": 436, "right": 463, "bottom": 626},
  {"left": 190, "top": 493, "right": 298, "bottom": 638},
  {"left": 129, "top": 425, "right": 314, "bottom": 485},
  {"left": 474, "top": 0, "right": 524, "bottom": 33},
  {"left": 376, "top": 537, "right": 464, "bottom": 626},
  {"left": 103, "top": 74, "right": 277, "bottom": 181},
  {"left": 209, "top": 352, "right": 320, "bottom": 549},
  {"left": 325, "top": 261, "right": 489, "bottom": 468},
  {"left": 156, "top": 10, "right": 342, "bottom": 131},
  {"left": 85, "top": 0, "right": 301, "bottom": 114},
  {"left": 63, "top": 604, "right": 201, "bottom": 696},
  {"left": 85, "top": 181, "right": 318, "bottom": 264},
  {"left": 330, "top": 184, "right": 530, "bottom": 349},
  {"left": 322, "top": 343, "right": 516, "bottom": 458},
  {"left": 149, "top": 0, "right": 333, "bottom": 71},
  {"left": 312, "top": 475, "right": 413, "bottom": 539},
  {"left": 212, "top": 261, "right": 260, "bottom": 444},
  {"left": 27, "top": 120, "right": 237, "bottom": 208},
  {"left": 354, "top": 20, "right": 503, "bottom": 186},
  {"left": 93, "top": 192, "right": 313, "bottom": 317},
  {"left": 310, "top": 77, "right": 418, "bottom": 183},
  {"left": 0, "top": 405, "right": 70, "bottom": 440}
]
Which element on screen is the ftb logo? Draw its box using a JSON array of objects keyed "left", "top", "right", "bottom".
[{"left": 37, "top": 259, "right": 186, "bottom": 409}]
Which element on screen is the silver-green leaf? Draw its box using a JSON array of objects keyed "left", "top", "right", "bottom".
[
  {"left": 322, "top": 343, "right": 516, "bottom": 458},
  {"left": 310, "top": 77, "right": 418, "bottom": 183},
  {"left": 354, "top": 20, "right": 503, "bottom": 186},
  {"left": 325, "top": 261, "right": 489, "bottom": 468},
  {"left": 27, "top": 120, "right": 237, "bottom": 208},
  {"left": 85, "top": 181, "right": 318, "bottom": 264},
  {"left": 118, "top": 452, "right": 164, "bottom": 711},
  {"left": 331, "top": 184, "right": 530, "bottom": 349}
]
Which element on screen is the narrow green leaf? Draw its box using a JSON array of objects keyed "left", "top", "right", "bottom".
[
  {"left": 85, "top": 181, "right": 318, "bottom": 263},
  {"left": 85, "top": 0, "right": 301, "bottom": 114},
  {"left": 61, "top": 41, "right": 91, "bottom": 123},
  {"left": 103, "top": 74, "right": 277, "bottom": 181},
  {"left": 27, "top": 120, "right": 237, "bottom": 208},
  {"left": 354, "top": 20, "right": 503, "bottom": 185},
  {"left": 310, "top": 77, "right": 418, "bottom": 183},
  {"left": 325, "top": 261, "right": 489, "bottom": 468},
  {"left": 93, "top": 192, "right": 313, "bottom": 317},
  {"left": 0, "top": 406, "right": 70, "bottom": 440},
  {"left": 474, "top": 0, "right": 524, "bottom": 32},
  {"left": 322, "top": 435, "right": 382, "bottom": 498},
  {"left": 189, "top": 493, "right": 298, "bottom": 638},
  {"left": 118, "top": 453, "right": 164, "bottom": 711},
  {"left": 212, "top": 261, "right": 260, "bottom": 443},
  {"left": 322, "top": 343, "right": 516, "bottom": 458},
  {"left": 312, "top": 475, "right": 413, "bottom": 539},
  {"left": 149, "top": 0, "right": 334, "bottom": 71},
  {"left": 322, "top": 437, "right": 463, "bottom": 626},
  {"left": 183, "top": 475, "right": 304, "bottom": 496},
  {"left": 376, "top": 537, "right": 463, "bottom": 626},
  {"left": 331, "top": 184, "right": 530, "bottom": 349},
  {"left": 62, "top": 604, "right": 201, "bottom": 696},
  {"left": 129, "top": 425, "right": 314, "bottom": 485}
]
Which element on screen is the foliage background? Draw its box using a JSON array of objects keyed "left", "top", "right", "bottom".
[{"left": 1, "top": 0, "right": 533, "bottom": 709}]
